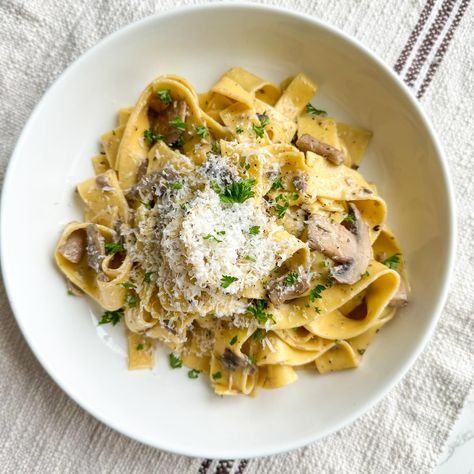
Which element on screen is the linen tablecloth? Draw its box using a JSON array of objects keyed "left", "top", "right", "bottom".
[{"left": 1, "top": 1, "right": 473, "bottom": 472}]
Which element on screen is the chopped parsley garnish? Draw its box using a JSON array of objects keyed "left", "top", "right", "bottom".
[
  {"left": 171, "top": 182, "right": 183, "bottom": 190},
  {"left": 229, "top": 335, "right": 238, "bottom": 346},
  {"left": 125, "top": 293, "right": 137, "bottom": 308},
  {"left": 314, "top": 307, "right": 321, "bottom": 314},
  {"left": 169, "top": 117, "right": 186, "bottom": 131},
  {"left": 248, "top": 355, "right": 256, "bottom": 365},
  {"left": 139, "top": 200, "right": 152, "bottom": 210},
  {"left": 236, "top": 126, "right": 244, "bottom": 134},
  {"left": 249, "top": 225, "right": 260, "bottom": 235},
  {"left": 252, "top": 113, "right": 270, "bottom": 138},
  {"left": 105, "top": 242, "right": 124, "bottom": 255},
  {"left": 253, "top": 329, "right": 265, "bottom": 341},
  {"left": 284, "top": 272, "right": 299, "bottom": 286},
  {"left": 306, "top": 103, "right": 327, "bottom": 116},
  {"left": 143, "top": 272, "right": 153, "bottom": 283},
  {"left": 275, "top": 202, "right": 289, "bottom": 219},
  {"left": 203, "top": 234, "right": 222, "bottom": 243},
  {"left": 212, "top": 371, "right": 222, "bottom": 380},
  {"left": 309, "top": 284, "right": 326, "bottom": 302},
  {"left": 271, "top": 176, "right": 284, "bottom": 190},
  {"left": 121, "top": 282, "right": 136, "bottom": 289},
  {"left": 188, "top": 369, "right": 200, "bottom": 379},
  {"left": 136, "top": 343, "right": 144, "bottom": 351},
  {"left": 143, "top": 129, "right": 162, "bottom": 147},
  {"left": 196, "top": 126, "right": 209, "bottom": 138},
  {"left": 383, "top": 253, "right": 401, "bottom": 269},
  {"left": 325, "top": 275, "right": 334, "bottom": 287},
  {"left": 170, "top": 136, "right": 185, "bottom": 149},
  {"left": 289, "top": 192, "right": 299, "bottom": 201},
  {"left": 244, "top": 255, "right": 256, "bottom": 262},
  {"left": 211, "top": 178, "right": 256, "bottom": 204},
  {"left": 247, "top": 299, "right": 275, "bottom": 325},
  {"left": 180, "top": 203, "right": 187, "bottom": 210},
  {"left": 221, "top": 275, "right": 238, "bottom": 288},
  {"left": 358, "top": 349, "right": 366, "bottom": 355},
  {"left": 216, "top": 230, "right": 226, "bottom": 235},
  {"left": 343, "top": 213, "right": 355, "bottom": 225},
  {"left": 362, "top": 270, "right": 370, "bottom": 277},
  {"left": 169, "top": 353, "right": 182, "bottom": 368},
  {"left": 98, "top": 308, "right": 124, "bottom": 326},
  {"left": 211, "top": 142, "right": 220, "bottom": 154},
  {"left": 157, "top": 89, "right": 172, "bottom": 105}
]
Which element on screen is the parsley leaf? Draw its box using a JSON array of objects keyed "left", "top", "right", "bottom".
[
  {"left": 309, "top": 284, "right": 326, "bottom": 302},
  {"left": 139, "top": 200, "right": 152, "bottom": 210},
  {"left": 203, "top": 234, "right": 222, "bottom": 243},
  {"left": 125, "top": 293, "right": 137, "bottom": 308},
  {"left": 229, "top": 335, "right": 238, "bottom": 346},
  {"left": 221, "top": 275, "right": 238, "bottom": 288},
  {"left": 252, "top": 113, "right": 270, "bottom": 138},
  {"left": 314, "top": 307, "right": 321, "bottom": 314},
  {"left": 157, "top": 89, "right": 172, "bottom": 105},
  {"left": 289, "top": 192, "right": 299, "bottom": 201},
  {"left": 248, "top": 355, "right": 257, "bottom": 365},
  {"left": 196, "top": 126, "right": 209, "bottom": 138},
  {"left": 169, "top": 353, "right": 182, "bottom": 368},
  {"left": 136, "top": 343, "right": 144, "bottom": 351},
  {"left": 284, "top": 272, "right": 299, "bottom": 286},
  {"left": 247, "top": 299, "right": 275, "bottom": 325},
  {"left": 236, "top": 126, "right": 244, "bottom": 134},
  {"left": 212, "top": 371, "right": 222, "bottom": 380},
  {"left": 249, "top": 226, "right": 260, "bottom": 235},
  {"left": 253, "top": 329, "right": 265, "bottom": 341},
  {"left": 244, "top": 255, "right": 256, "bottom": 262},
  {"left": 98, "top": 308, "right": 124, "bottom": 326},
  {"left": 211, "top": 178, "right": 256, "bottom": 204},
  {"left": 170, "top": 136, "right": 185, "bottom": 149},
  {"left": 169, "top": 117, "right": 186, "bottom": 131},
  {"left": 271, "top": 176, "right": 284, "bottom": 190},
  {"left": 361, "top": 270, "right": 370, "bottom": 277},
  {"left": 105, "top": 242, "right": 124, "bottom": 255},
  {"left": 383, "top": 253, "right": 401, "bottom": 269},
  {"left": 188, "top": 369, "right": 200, "bottom": 379},
  {"left": 306, "top": 103, "right": 327, "bottom": 116},
  {"left": 358, "top": 348, "right": 366, "bottom": 355},
  {"left": 121, "top": 282, "right": 136, "bottom": 289},
  {"left": 275, "top": 202, "right": 289, "bottom": 219},
  {"left": 143, "top": 129, "right": 162, "bottom": 147},
  {"left": 143, "top": 272, "right": 154, "bottom": 283},
  {"left": 211, "top": 142, "right": 220, "bottom": 154},
  {"left": 171, "top": 182, "right": 183, "bottom": 190},
  {"left": 343, "top": 213, "right": 355, "bottom": 225}
]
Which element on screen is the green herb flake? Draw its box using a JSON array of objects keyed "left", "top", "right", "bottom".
[
  {"left": 169, "top": 117, "right": 186, "bottom": 131},
  {"left": 244, "top": 255, "right": 256, "bottom": 262},
  {"left": 196, "top": 126, "right": 209, "bottom": 139},
  {"left": 169, "top": 353, "right": 182, "bottom": 369},
  {"left": 249, "top": 226, "right": 260, "bottom": 235},
  {"left": 211, "top": 142, "right": 220, "bottom": 154},
  {"left": 236, "top": 126, "right": 244, "bottom": 134},
  {"left": 143, "top": 129, "right": 162, "bottom": 147},
  {"left": 271, "top": 176, "right": 284, "bottom": 190},
  {"left": 252, "top": 113, "right": 270, "bottom": 138},
  {"left": 139, "top": 200, "right": 152, "bottom": 210},
  {"left": 289, "top": 192, "right": 299, "bottom": 201},
  {"left": 305, "top": 103, "right": 327, "bottom": 116},
  {"left": 125, "top": 293, "right": 137, "bottom": 308},
  {"left": 275, "top": 202, "right": 289, "bottom": 219},
  {"left": 143, "top": 272, "right": 154, "bottom": 283},
  {"left": 247, "top": 299, "right": 275, "bottom": 325},
  {"left": 314, "top": 307, "right": 321, "bottom": 314},
  {"left": 121, "top": 282, "right": 136, "bottom": 289},
  {"left": 229, "top": 336, "right": 238, "bottom": 346},
  {"left": 98, "top": 308, "right": 124, "bottom": 326},
  {"left": 136, "top": 343, "right": 144, "bottom": 351},
  {"left": 211, "top": 178, "right": 256, "bottom": 204},
  {"left": 383, "top": 253, "right": 401, "bottom": 269},
  {"left": 284, "top": 272, "right": 299, "bottom": 286},
  {"left": 171, "top": 182, "right": 183, "bottom": 190},
  {"left": 309, "top": 284, "right": 326, "bottom": 302},
  {"left": 212, "top": 371, "right": 222, "bottom": 380},
  {"left": 170, "top": 136, "right": 185, "bottom": 149},
  {"left": 253, "top": 329, "right": 265, "bottom": 341},
  {"left": 105, "top": 242, "right": 124, "bottom": 255},
  {"left": 358, "top": 349, "right": 366, "bottom": 355},
  {"left": 221, "top": 275, "right": 238, "bottom": 289},
  {"left": 361, "top": 270, "right": 370, "bottom": 278},
  {"left": 343, "top": 213, "right": 355, "bottom": 225},
  {"left": 188, "top": 369, "right": 200, "bottom": 379},
  {"left": 203, "top": 234, "right": 222, "bottom": 243},
  {"left": 157, "top": 89, "right": 172, "bottom": 105},
  {"left": 248, "top": 355, "right": 257, "bottom": 365}
]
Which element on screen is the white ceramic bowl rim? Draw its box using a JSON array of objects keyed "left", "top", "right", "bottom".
[{"left": 1, "top": 2, "right": 456, "bottom": 459}]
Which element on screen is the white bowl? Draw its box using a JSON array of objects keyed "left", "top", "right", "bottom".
[{"left": 0, "top": 3, "right": 456, "bottom": 459}]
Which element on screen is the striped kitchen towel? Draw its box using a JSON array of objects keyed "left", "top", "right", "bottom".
[{"left": 0, "top": 0, "right": 473, "bottom": 473}]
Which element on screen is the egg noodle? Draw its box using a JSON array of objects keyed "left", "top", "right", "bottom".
[{"left": 55, "top": 67, "right": 409, "bottom": 396}]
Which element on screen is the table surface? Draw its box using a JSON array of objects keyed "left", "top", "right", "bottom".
[{"left": 435, "top": 389, "right": 474, "bottom": 473}]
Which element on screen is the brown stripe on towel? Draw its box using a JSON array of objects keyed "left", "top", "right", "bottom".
[
  {"left": 199, "top": 459, "right": 212, "bottom": 474},
  {"left": 235, "top": 460, "right": 248, "bottom": 473},
  {"left": 417, "top": 0, "right": 472, "bottom": 98},
  {"left": 214, "top": 459, "right": 234, "bottom": 474},
  {"left": 404, "top": 0, "right": 458, "bottom": 86},
  {"left": 394, "top": 0, "right": 437, "bottom": 73}
]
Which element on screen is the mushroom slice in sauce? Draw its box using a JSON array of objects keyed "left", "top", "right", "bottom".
[
  {"left": 296, "top": 133, "right": 345, "bottom": 165},
  {"left": 220, "top": 348, "right": 256, "bottom": 374},
  {"left": 126, "top": 167, "right": 179, "bottom": 201},
  {"left": 148, "top": 99, "right": 188, "bottom": 146},
  {"left": 58, "top": 229, "right": 86, "bottom": 264},
  {"left": 308, "top": 203, "right": 371, "bottom": 285},
  {"left": 95, "top": 175, "right": 113, "bottom": 192},
  {"left": 86, "top": 224, "right": 105, "bottom": 273},
  {"left": 266, "top": 268, "right": 310, "bottom": 307},
  {"left": 389, "top": 277, "right": 409, "bottom": 307},
  {"left": 292, "top": 174, "right": 306, "bottom": 193}
]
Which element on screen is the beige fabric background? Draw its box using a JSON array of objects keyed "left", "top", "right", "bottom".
[{"left": 0, "top": 1, "right": 473, "bottom": 473}]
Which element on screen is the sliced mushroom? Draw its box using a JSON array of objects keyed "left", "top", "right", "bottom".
[
  {"left": 148, "top": 99, "right": 188, "bottom": 146},
  {"left": 389, "top": 277, "right": 409, "bottom": 307},
  {"left": 86, "top": 224, "right": 105, "bottom": 273},
  {"left": 266, "top": 269, "right": 310, "bottom": 307},
  {"left": 346, "top": 299, "right": 367, "bottom": 320},
  {"left": 126, "top": 167, "right": 179, "bottom": 201},
  {"left": 308, "top": 203, "right": 371, "bottom": 285},
  {"left": 296, "top": 133, "right": 345, "bottom": 165},
  {"left": 220, "top": 348, "right": 256, "bottom": 374},
  {"left": 136, "top": 158, "right": 149, "bottom": 183},
  {"left": 292, "top": 174, "right": 306, "bottom": 193},
  {"left": 95, "top": 175, "right": 113, "bottom": 192},
  {"left": 58, "top": 229, "right": 86, "bottom": 264}
]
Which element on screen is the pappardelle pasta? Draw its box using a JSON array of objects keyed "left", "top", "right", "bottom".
[{"left": 55, "top": 67, "right": 409, "bottom": 396}]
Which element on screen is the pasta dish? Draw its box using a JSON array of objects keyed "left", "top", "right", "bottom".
[{"left": 55, "top": 67, "right": 409, "bottom": 395}]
